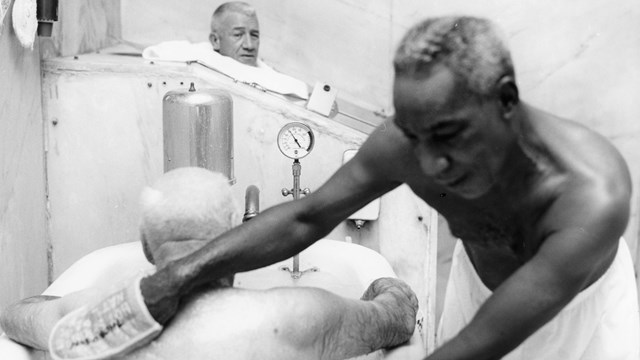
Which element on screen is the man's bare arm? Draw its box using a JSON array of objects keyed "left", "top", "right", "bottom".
[
  {"left": 271, "top": 277, "right": 419, "bottom": 360},
  {"left": 1, "top": 289, "right": 99, "bottom": 349},
  {"left": 141, "top": 123, "right": 404, "bottom": 325},
  {"left": 1, "top": 296, "right": 64, "bottom": 349}
]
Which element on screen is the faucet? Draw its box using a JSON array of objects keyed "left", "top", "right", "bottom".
[{"left": 242, "top": 185, "right": 260, "bottom": 223}]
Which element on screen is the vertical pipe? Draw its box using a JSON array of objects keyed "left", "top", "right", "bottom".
[
  {"left": 292, "top": 160, "right": 301, "bottom": 273},
  {"left": 36, "top": 0, "right": 59, "bottom": 37}
]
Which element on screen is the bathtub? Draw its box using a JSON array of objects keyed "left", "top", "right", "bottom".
[{"left": 0, "top": 239, "right": 425, "bottom": 359}]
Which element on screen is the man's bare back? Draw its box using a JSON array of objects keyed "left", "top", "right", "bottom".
[{"left": 126, "top": 282, "right": 418, "bottom": 360}]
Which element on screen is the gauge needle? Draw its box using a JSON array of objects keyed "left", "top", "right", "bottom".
[{"left": 289, "top": 130, "right": 303, "bottom": 148}]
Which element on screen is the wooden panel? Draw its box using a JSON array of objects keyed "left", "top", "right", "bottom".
[
  {"left": 0, "top": 2, "right": 48, "bottom": 312},
  {"left": 42, "top": 54, "right": 368, "bottom": 277}
]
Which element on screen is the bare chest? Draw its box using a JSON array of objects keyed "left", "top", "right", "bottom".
[{"left": 407, "top": 181, "right": 551, "bottom": 289}]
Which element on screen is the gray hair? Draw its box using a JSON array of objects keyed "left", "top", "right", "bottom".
[
  {"left": 211, "top": 2, "right": 257, "bottom": 32},
  {"left": 394, "top": 16, "right": 514, "bottom": 95},
  {"left": 140, "top": 167, "right": 240, "bottom": 248}
]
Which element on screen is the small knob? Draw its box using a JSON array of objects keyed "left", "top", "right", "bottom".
[
  {"left": 302, "top": 188, "right": 311, "bottom": 196},
  {"left": 282, "top": 188, "right": 292, "bottom": 197}
]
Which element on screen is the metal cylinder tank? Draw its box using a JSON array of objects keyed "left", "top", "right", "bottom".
[{"left": 163, "top": 83, "right": 235, "bottom": 183}]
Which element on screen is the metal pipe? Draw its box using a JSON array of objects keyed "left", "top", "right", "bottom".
[{"left": 242, "top": 185, "right": 260, "bottom": 223}]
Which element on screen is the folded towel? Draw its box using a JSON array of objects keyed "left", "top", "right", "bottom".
[{"left": 143, "top": 41, "right": 309, "bottom": 100}]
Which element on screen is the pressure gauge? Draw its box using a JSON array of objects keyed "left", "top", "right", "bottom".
[{"left": 277, "top": 122, "right": 315, "bottom": 159}]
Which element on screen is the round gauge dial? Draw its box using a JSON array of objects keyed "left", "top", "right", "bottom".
[{"left": 277, "top": 122, "right": 315, "bottom": 159}]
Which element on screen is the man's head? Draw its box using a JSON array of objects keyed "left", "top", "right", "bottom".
[
  {"left": 209, "top": 2, "right": 260, "bottom": 66},
  {"left": 139, "top": 167, "right": 240, "bottom": 268},
  {"left": 392, "top": 16, "right": 520, "bottom": 199}
]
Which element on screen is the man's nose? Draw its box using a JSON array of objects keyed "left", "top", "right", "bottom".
[
  {"left": 415, "top": 145, "right": 450, "bottom": 177},
  {"left": 242, "top": 35, "right": 256, "bottom": 50}
]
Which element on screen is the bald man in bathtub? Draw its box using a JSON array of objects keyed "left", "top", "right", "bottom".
[{"left": 0, "top": 167, "right": 422, "bottom": 360}]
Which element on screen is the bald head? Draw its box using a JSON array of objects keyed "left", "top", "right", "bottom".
[
  {"left": 209, "top": 2, "right": 260, "bottom": 66},
  {"left": 139, "top": 167, "right": 239, "bottom": 267}
]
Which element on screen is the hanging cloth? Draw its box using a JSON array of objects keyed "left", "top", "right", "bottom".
[{"left": 12, "top": 0, "right": 37, "bottom": 49}]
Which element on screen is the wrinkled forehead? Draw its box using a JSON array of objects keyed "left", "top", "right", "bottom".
[
  {"left": 217, "top": 10, "right": 259, "bottom": 32},
  {"left": 393, "top": 65, "right": 486, "bottom": 132},
  {"left": 393, "top": 65, "right": 458, "bottom": 119}
]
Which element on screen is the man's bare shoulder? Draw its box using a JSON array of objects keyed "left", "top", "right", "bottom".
[
  {"left": 538, "top": 112, "right": 630, "bottom": 189},
  {"left": 353, "top": 119, "right": 420, "bottom": 182},
  {"left": 534, "top": 112, "right": 631, "bottom": 244}
]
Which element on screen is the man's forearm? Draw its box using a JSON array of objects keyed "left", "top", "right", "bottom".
[
  {"left": 140, "top": 199, "right": 330, "bottom": 323},
  {"left": 0, "top": 296, "right": 61, "bottom": 350}
]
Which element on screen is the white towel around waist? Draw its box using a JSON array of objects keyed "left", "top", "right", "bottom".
[{"left": 437, "top": 239, "right": 640, "bottom": 359}]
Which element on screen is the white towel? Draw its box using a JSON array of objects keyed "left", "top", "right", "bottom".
[
  {"left": 11, "top": 0, "right": 37, "bottom": 49},
  {"left": 142, "top": 41, "right": 309, "bottom": 100},
  {"left": 437, "top": 239, "right": 640, "bottom": 359}
]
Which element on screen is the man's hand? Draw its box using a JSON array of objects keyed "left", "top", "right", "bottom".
[
  {"left": 139, "top": 269, "right": 181, "bottom": 325},
  {"left": 362, "top": 277, "right": 419, "bottom": 348}
]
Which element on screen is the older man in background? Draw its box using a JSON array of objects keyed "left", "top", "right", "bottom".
[{"left": 209, "top": 2, "right": 260, "bottom": 67}]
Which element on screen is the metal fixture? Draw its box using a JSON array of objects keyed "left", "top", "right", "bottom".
[
  {"left": 277, "top": 122, "right": 317, "bottom": 279},
  {"left": 37, "top": 0, "right": 58, "bottom": 37},
  {"left": 162, "top": 82, "right": 235, "bottom": 184},
  {"left": 243, "top": 185, "right": 260, "bottom": 223}
]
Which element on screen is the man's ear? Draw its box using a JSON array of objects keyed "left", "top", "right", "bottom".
[
  {"left": 209, "top": 32, "right": 220, "bottom": 51},
  {"left": 496, "top": 75, "right": 519, "bottom": 118},
  {"left": 141, "top": 234, "right": 155, "bottom": 265}
]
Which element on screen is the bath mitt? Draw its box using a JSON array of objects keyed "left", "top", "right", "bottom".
[{"left": 48, "top": 274, "right": 162, "bottom": 360}]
